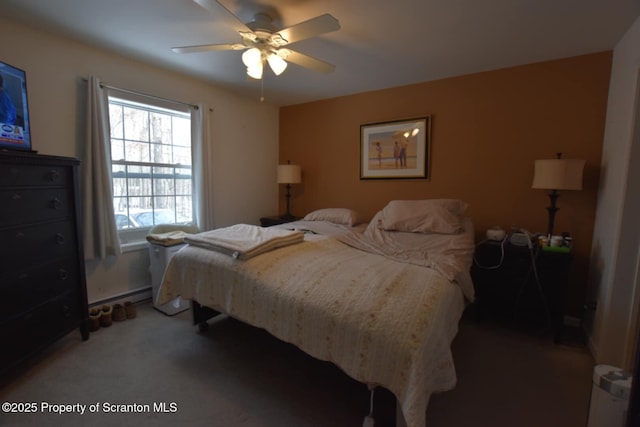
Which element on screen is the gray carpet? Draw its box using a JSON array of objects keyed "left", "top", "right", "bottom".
[{"left": 0, "top": 302, "right": 594, "bottom": 427}]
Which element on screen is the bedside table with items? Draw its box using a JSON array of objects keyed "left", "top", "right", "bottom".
[
  {"left": 260, "top": 216, "right": 300, "bottom": 227},
  {"left": 471, "top": 238, "right": 572, "bottom": 342}
]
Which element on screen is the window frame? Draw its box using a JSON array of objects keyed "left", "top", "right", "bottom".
[{"left": 106, "top": 92, "right": 194, "bottom": 245}]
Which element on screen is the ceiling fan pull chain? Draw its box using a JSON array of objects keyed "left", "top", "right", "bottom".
[{"left": 260, "top": 77, "right": 265, "bottom": 102}]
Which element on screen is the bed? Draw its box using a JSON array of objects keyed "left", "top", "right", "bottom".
[{"left": 156, "top": 199, "right": 475, "bottom": 427}]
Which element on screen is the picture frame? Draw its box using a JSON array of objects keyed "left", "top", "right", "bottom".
[{"left": 360, "top": 116, "right": 430, "bottom": 179}]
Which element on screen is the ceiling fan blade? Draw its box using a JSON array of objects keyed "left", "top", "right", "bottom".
[
  {"left": 192, "top": 0, "right": 252, "bottom": 34},
  {"left": 284, "top": 50, "right": 335, "bottom": 74},
  {"left": 172, "top": 43, "right": 245, "bottom": 54},
  {"left": 277, "top": 14, "right": 340, "bottom": 45}
]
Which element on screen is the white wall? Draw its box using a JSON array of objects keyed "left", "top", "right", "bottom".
[
  {"left": 588, "top": 15, "right": 640, "bottom": 369},
  {"left": 0, "top": 18, "right": 280, "bottom": 304}
]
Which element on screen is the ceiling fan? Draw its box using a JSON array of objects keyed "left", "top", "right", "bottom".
[{"left": 172, "top": 0, "right": 341, "bottom": 80}]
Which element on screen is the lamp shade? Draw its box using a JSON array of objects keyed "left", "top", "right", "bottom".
[
  {"left": 246, "top": 62, "right": 263, "bottom": 80},
  {"left": 277, "top": 164, "right": 301, "bottom": 184},
  {"left": 267, "top": 53, "right": 288, "bottom": 76},
  {"left": 532, "top": 159, "right": 585, "bottom": 190},
  {"left": 242, "top": 48, "right": 262, "bottom": 68}
]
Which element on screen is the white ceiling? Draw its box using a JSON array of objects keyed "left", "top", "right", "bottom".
[{"left": 1, "top": 0, "right": 639, "bottom": 106}]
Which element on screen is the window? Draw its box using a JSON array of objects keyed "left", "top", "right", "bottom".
[{"left": 108, "top": 96, "right": 193, "bottom": 243}]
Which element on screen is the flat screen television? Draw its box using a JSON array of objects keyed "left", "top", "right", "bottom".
[{"left": 0, "top": 60, "right": 32, "bottom": 152}]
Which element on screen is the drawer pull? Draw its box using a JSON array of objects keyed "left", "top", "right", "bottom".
[
  {"left": 15, "top": 231, "right": 25, "bottom": 239},
  {"left": 56, "top": 233, "right": 65, "bottom": 244},
  {"left": 18, "top": 272, "right": 28, "bottom": 280},
  {"left": 51, "top": 198, "right": 63, "bottom": 209},
  {"left": 48, "top": 170, "right": 60, "bottom": 182},
  {"left": 58, "top": 269, "right": 68, "bottom": 280},
  {"left": 11, "top": 193, "right": 21, "bottom": 201}
]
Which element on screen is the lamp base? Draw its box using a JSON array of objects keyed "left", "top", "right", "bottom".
[
  {"left": 546, "top": 189, "right": 559, "bottom": 237},
  {"left": 280, "top": 183, "right": 296, "bottom": 221}
]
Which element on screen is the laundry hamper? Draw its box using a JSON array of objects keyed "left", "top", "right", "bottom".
[{"left": 147, "top": 224, "right": 198, "bottom": 315}]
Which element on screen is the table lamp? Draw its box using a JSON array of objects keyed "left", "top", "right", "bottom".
[
  {"left": 277, "top": 161, "right": 302, "bottom": 220},
  {"left": 532, "top": 153, "right": 585, "bottom": 237}
]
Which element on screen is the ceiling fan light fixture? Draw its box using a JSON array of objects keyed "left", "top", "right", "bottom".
[
  {"left": 242, "top": 47, "right": 262, "bottom": 68},
  {"left": 277, "top": 48, "right": 291, "bottom": 59},
  {"left": 267, "top": 53, "right": 288, "bottom": 76},
  {"left": 239, "top": 31, "right": 257, "bottom": 42},
  {"left": 271, "top": 33, "right": 288, "bottom": 46},
  {"left": 247, "top": 62, "right": 264, "bottom": 79}
]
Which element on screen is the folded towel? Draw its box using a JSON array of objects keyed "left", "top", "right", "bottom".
[
  {"left": 146, "top": 230, "right": 191, "bottom": 247},
  {"left": 185, "top": 224, "right": 304, "bottom": 260}
]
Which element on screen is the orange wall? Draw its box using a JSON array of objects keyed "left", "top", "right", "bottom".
[{"left": 279, "top": 52, "right": 612, "bottom": 317}]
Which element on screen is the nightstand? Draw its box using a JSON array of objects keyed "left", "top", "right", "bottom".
[
  {"left": 260, "top": 216, "right": 299, "bottom": 227},
  {"left": 471, "top": 240, "right": 572, "bottom": 342}
]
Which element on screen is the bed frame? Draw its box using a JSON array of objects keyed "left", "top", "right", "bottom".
[
  {"left": 191, "top": 300, "right": 221, "bottom": 331},
  {"left": 190, "top": 300, "right": 404, "bottom": 426}
]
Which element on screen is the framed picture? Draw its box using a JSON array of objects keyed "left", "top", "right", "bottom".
[{"left": 360, "top": 116, "right": 430, "bottom": 179}]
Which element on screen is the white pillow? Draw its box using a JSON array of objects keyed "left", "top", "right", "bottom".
[
  {"left": 303, "top": 208, "right": 362, "bottom": 226},
  {"left": 377, "top": 199, "right": 468, "bottom": 234}
]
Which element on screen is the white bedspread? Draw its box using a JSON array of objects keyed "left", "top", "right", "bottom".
[{"left": 157, "top": 222, "right": 472, "bottom": 427}]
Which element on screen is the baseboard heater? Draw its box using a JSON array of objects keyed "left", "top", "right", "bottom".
[{"left": 88, "top": 286, "right": 152, "bottom": 308}]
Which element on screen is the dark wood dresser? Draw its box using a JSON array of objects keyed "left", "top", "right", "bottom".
[{"left": 0, "top": 151, "right": 89, "bottom": 376}]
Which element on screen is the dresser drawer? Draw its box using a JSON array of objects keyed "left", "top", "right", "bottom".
[
  {"left": 0, "top": 163, "right": 72, "bottom": 188},
  {"left": 0, "top": 221, "right": 77, "bottom": 271},
  {"left": 0, "top": 257, "right": 80, "bottom": 322},
  {"left": 0, "top": 188, "right": 74, "bottom": 227},
  {"left": 0, "top": 292, "right": 80, "bottom": 369}
]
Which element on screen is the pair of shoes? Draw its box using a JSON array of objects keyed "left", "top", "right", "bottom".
[
  {"left": 89, "top": 307, "right": 101, "bottom": 332},
  {"left": 112, "top": 301, "right": 137, "bottom": 321},
  {"left": 99, "top": 304, "right": 113, "bottom": 327}
]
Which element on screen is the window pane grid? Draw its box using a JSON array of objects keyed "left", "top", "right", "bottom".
[{"left": 109, "top": 96, "right": 193, "bottom": 231}]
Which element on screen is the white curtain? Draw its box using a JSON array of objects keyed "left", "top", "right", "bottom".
[
  {"left": 82, "top": 76, "right": 121, "bottom": 260},
  {"left": 192, "top": 103, "right": 215, "bottom": 231}
]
